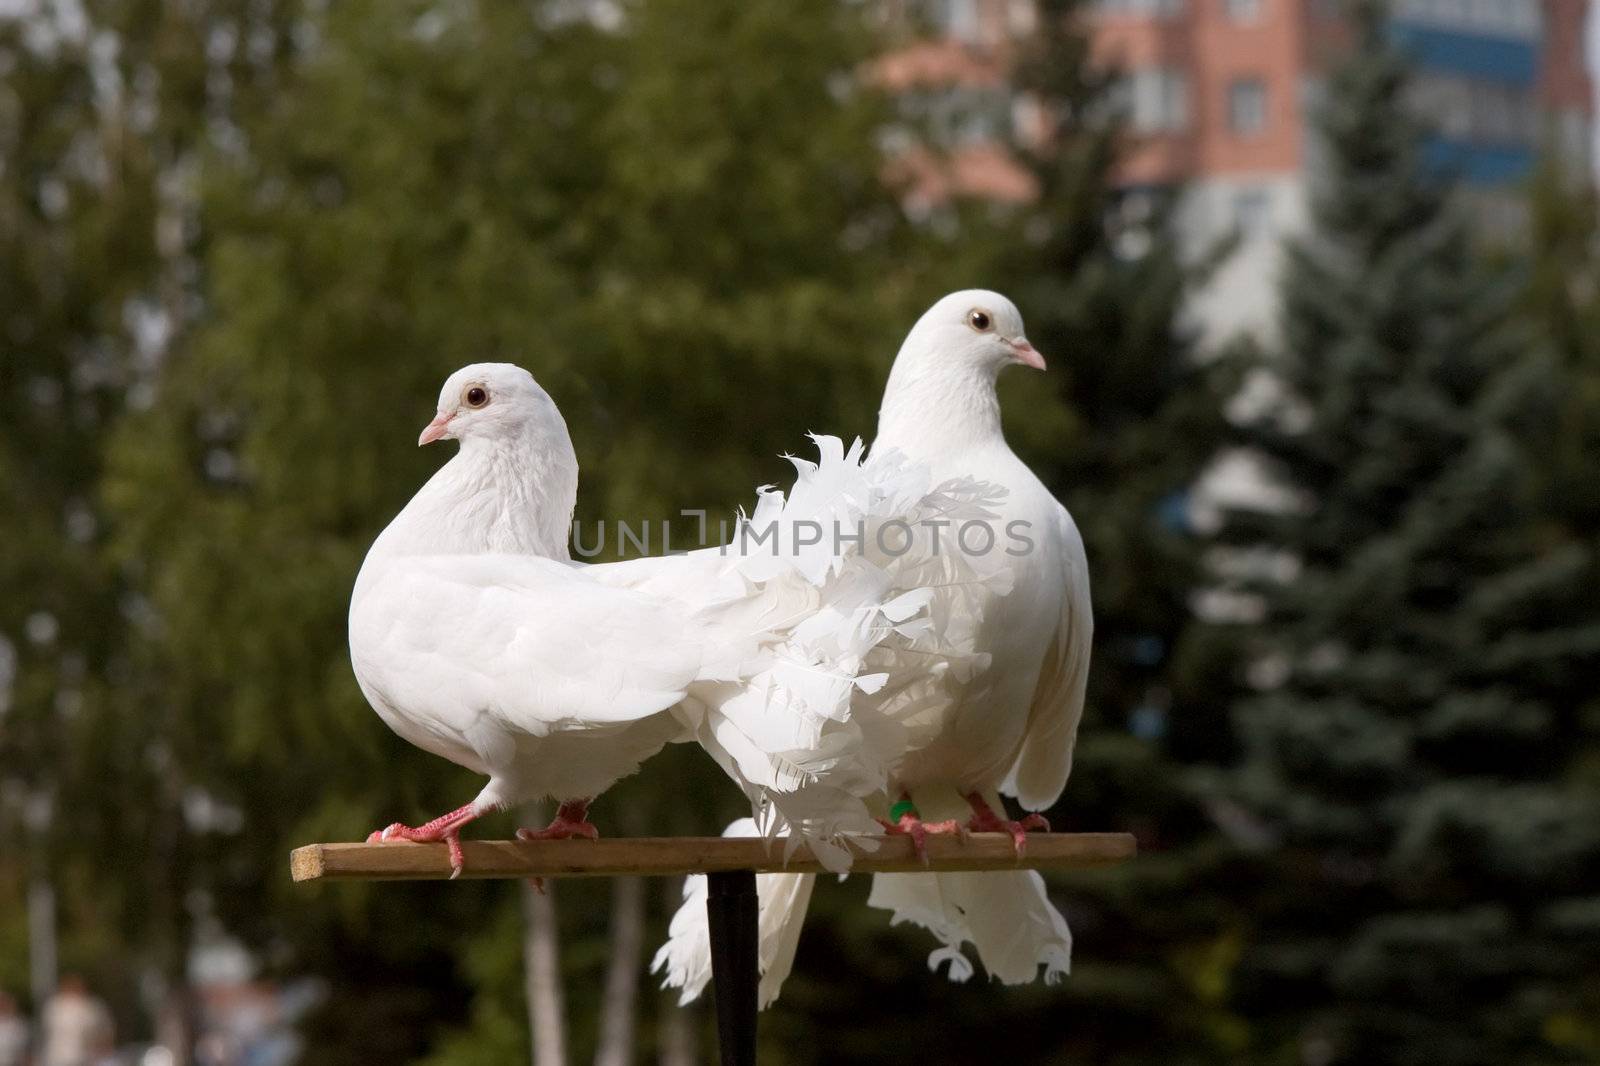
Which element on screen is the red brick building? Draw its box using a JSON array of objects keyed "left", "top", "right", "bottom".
[{"left": 880, "top": 0, "right": 1595, "bottom": 341}]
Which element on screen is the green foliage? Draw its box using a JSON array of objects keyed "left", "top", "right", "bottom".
[
  {"left": 0, "top": 2, "right": 187, "bottom": 1019},
  {"left": 1525, "top": 154, "right": 1600, "bottom": 539},
  {"left": 92, "top": 0, "right": 956, "bottom": 1058},
  {"left": 2, "top": 0, "right": 1241, "bottom": 1058},
  {"left": 27, "top": 0, "right": 1599, "bottom": 1063},
  {"left": 1214, "top": 5, "right": 1600, "bottom": 1062}
]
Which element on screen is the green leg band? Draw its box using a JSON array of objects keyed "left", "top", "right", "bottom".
[{"left": 888, "top": 798, "right": 918, "bottom": 823}]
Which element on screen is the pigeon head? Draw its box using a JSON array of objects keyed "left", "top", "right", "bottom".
[
  {"left": 875, "top": 290, "right": 1043, "bottom": 456},
  {"left": 418, "top": 363, "right": 561, "bottom": 447},
  {"left": 386, "top": 362, "right": 577, "bottom": 561},
  {"left": 897, "top": 290, "right": 1044, "bottom": 378}
]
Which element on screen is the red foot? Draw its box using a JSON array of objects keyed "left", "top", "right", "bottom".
[
  {"left": 877, "top": 796, "right": 963, "bottom": 864},
  {"left": 964, "top": 793, "right": 1050, "bottom": 856},
  {"left": 366, "top": 802, "right": 481, "bottom": 878},
  {"left": 516, "top": 799, "right": 600, "bottom": 842},
  {"left": 515, "top": 800, "right": 599, "bottom": 893}
]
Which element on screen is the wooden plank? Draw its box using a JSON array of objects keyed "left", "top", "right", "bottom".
[{"left": 290, "top": 832, "right": 1136, "bottom": 883}]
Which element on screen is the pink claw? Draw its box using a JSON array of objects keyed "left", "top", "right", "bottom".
[
  {"left": 877, "top": 802, "right": 964, "bottom": 865},
  {"left": 964, "top": 793, "right": 1050, "bottom": 856},
  {"left": 516, "top": 798, "right": 600, "bottom": 842},
  {"left": 365, "top": 802, "right": 481, "bottom": 878},
  {"left": 515, "top": 799, "right": 601, "bottom": 893}
]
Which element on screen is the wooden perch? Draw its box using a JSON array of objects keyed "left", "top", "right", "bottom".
[
  {"left": 290, "top": 831, "right": 1136, "bottom": 883},
  {"left": 292, "top": 831, "right": 1139, "bottom": 1066}
]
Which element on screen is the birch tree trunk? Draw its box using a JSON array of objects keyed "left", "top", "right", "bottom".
[
  {"left": 522, "top": 800, "right": 567, "bottom": 1066},
  {"left": 656, "top": 993, "right": 698, "bottom": 1066},
  {"left": 593, "top": 876, "right": 646, "bottom": 1066},
  {"left": 655, "top": 878, "right": 698, "bottom": 1066},
  {"left": 523, "top": 880, "right": 567, "bottom": 1066}
]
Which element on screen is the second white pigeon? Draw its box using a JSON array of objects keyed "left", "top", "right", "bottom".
[{"left": 654, "top": 289, "right": 1093, "bottom": 1004}]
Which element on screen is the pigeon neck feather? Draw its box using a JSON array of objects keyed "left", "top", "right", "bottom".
[
  {"left": 875, "top": 358, "right": 1005, "bottom": 459},
  {"left": 373, "top": 425, "right": 578, "bottom": 564}
]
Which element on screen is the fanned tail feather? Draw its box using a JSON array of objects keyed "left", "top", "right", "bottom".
[
  {"left": 681, "top": 436, "right": 1013, "bottom": 868},
  {"left": 602, "top": 435, "right": 1020, "bottom": 879},
  {"left": 651, "top": 818, "right": 817, "bottom": 1009},
  {"left": 655, "top": 793, "right": 1072, "bottom": 1009},
  {"left": 865, "top": 869, "right": 1071, "bottom": 986},
  {"left": 865, "top": 790, "right": 1071, "bottom": 985}
]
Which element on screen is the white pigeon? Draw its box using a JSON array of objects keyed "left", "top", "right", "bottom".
[
  {"left": 351, "top": 362, "right": 1008, "bottom": 875},
  {"left": 654, "top": 289, "right": 1093, "bottom": 1004},
  {"left": 350, "top": 364, "right": 713, "bottom": 873}
]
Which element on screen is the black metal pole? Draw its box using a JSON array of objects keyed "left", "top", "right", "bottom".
[{"left": 706, "top": 869, "right": 759, "bottom": 1066}]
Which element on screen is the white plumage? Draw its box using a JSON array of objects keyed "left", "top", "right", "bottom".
[
  {"left": 352, "top": 362, "right": 1011, "bottom": 874},
  {"left": 655, "top": 289, "right": 1093, "bottom": 1003},
  {"left": 352, "top": 552, "right": 703, "bottom": 801},
  {"left": 589, "top": 434, "right": 1014, "bottom": 868},
  {"left": 351, "top": 365, "right": 713, "bottom": 867}
]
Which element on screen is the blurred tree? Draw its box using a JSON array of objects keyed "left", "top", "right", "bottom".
[
  {"left": 105, "top": 3, "right": 617, "bottom": 1060},
  {"left": 1, "top": 2, "right": 303, "bottom": 1055},
  {"left": 567, "top": 0, "right": 931, "bottom": 525},
  {"left": 100, "top": 0, "right": 940, "bottom": 1061},
  {"left": 1524, "top": 154, "right": 1600, "bottom": 547},
  {"left": 1517, "top": 149, "right": 1600, "bottom": 1060},
  {"left": 1213, "top": 5, "right": 1600, "bottom": 1062},
  {"left": 0, "top": 7, "right": 156, "bottom": 1019}
]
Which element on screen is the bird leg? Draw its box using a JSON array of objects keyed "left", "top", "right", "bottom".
[
  {"left": 876, "top": 794, "right": 963, "bottom": 865},
  {"left": 515, "top": 799, "right": 600, "bottom": 894},
  {"left": 516, "top": 798, "right": 600, "bottom": 842},
  {"left": 963, "top": 792, "right": 1050, "bottom": 856},
  {"left": 366, "top": 802, "right": 481, "bottom": 878}
]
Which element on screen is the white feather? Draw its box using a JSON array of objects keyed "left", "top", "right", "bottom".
[
  {"left": 351, "top": 364, "right": 702, "bottom": 815},
  {"left": 655, "top": 289, "right": 1094, "bottom": 1004},
  {"left": 651, "top": 819, "right": 818, "bottom": 1009},
  {"left": 592, "top": 432, "right": 1017, "bottom": 868}
]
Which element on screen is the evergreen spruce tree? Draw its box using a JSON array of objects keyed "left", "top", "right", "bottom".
[
  {"left": 1515, "top": 150, "right": 1600, "bottom": 1060},
  {"left": 1216, "top": 5, "right": 1600, "bottom": 1062},
  {"left": 1524, "top": 155, "right": 1600, "bottom": 549}
]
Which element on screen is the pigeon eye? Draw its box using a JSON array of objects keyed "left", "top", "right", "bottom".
[
  {"left": 464, "top": 386, "right": 489, "bottom": 408},
  {"left": 966, "top": 309, "right": 993, "bottom": 332}
]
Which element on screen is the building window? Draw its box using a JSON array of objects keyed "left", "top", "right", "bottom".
[
  {"left": 1130, "top": 67, "right": 1190, "bottom": 132},
  {"left": 1558, "top": 108, "right": 1591, "bottom": 171},
  {"left": 1228, "top": 78, "right": 1268, "bottom": 136},
  {"left": 917, "top": 86, "right": 1013, "bottom": 146},
  {"left": 1232, "top": 187, "right": 1272, "bottom": 239},
  {"left": 928, "top": 0, "right": 980, "bottom": 41},
  {"left": 1407, "top": 72, "right": 1536, "bottom": 147},
  {"left": 1224, "top": 0, "right": 1263, "bottom": 21},
  {"left": 1098, "top": 0, "right": 1185, "bottom": 17},
  {"left": 1397, "top": 0, "right": 1540, "bottom": 36}
]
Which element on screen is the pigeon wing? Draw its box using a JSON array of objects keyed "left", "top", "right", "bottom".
[
  {"left": 1001, "top": 503, "right": 1093, "bottom": 811},
  {"left": 355, "top": 553, "right": 706, "bottom": 734}
]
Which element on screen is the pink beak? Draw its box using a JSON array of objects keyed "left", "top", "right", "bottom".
[
  {"left": 1009, "top": 338, "right": 1046, "bottom": 371},
  {"left": 418, "top": 411, "right": 455, "bottom": 446}
]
